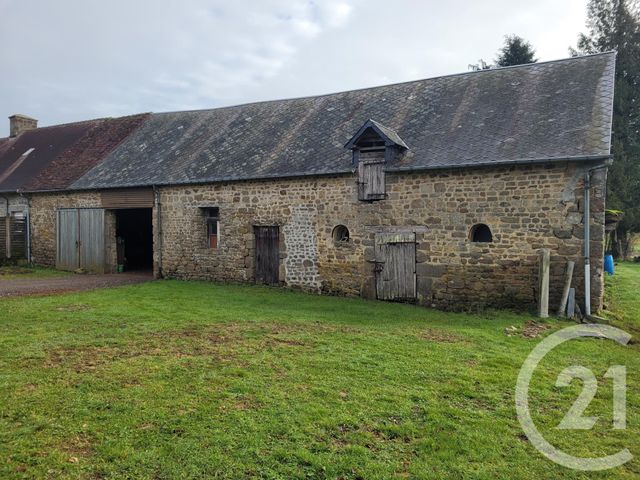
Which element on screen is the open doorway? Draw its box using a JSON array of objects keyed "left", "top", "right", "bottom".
[{"left": 115, "top": 208, "right": 153, "bottom": 271}]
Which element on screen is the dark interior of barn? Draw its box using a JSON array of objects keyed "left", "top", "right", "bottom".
[{"left": 115, "top": 208, "right": 153, "bottom": 271}]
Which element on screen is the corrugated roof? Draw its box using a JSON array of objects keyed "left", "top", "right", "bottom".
[{"left": 0, "top": 115, "right": 148, "bottom": 193}]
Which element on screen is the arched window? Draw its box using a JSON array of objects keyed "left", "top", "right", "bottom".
[
  {"left": 470, "top": 223, "right": 492, "bottom": 243},
  {"left": 332, "top": 225, "right": 350, "bottom": 244}
]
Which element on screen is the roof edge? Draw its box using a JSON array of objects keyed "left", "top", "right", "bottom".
[
  {"left": 0, "top": 113, "right": 152, "bottom": 143},
  {"left": 46, "top": 154, "right": 612, "bottom": 194}
]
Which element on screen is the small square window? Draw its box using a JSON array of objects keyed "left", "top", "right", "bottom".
[{"left": 204, "top": 207, "right": 219, "bottom": 248}]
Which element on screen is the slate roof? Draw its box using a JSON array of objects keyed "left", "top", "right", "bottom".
[
  {"left": 0, "top": 121, "right": 100, "bottom": 193},
  {"left": 344, "top": 119, "right": 409, "bottom": 150},
  {"left": 63, "top": 52, "right": 612, "bottom": 189},
  {"left": 0, "top": 115, "right": 148, "bottom": 193},
  {"left": 26, "top": 114, "right": 148, "bottom": 191}
]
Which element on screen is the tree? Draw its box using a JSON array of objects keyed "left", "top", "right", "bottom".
[
  {"left": 495, "top": 35, "right": 537, "bottom": 66},
  {"left": 468, "top": 59, "right": 492, "bottom": 71},
  {"left": 572, "top": 0, "right": 640, "bottom": 259}
]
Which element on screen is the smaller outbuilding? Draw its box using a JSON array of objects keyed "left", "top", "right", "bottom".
[{"left": 0, "top": 114, "right": 148, "bottom": 265}]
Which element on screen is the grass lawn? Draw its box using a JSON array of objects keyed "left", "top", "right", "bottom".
[
  {"left": 604, "top": 262, "right": 640, "bottom": 338},
  {"left": 0, "top": 267, "right": 638, "bottom": 479},
  {"left": 0, "top": 265, "right": 71, "bottom": 280}
]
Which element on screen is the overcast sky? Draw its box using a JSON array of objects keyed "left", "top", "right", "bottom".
[{"left": 0, "top": 0, "right": 588, "bottom": 136}]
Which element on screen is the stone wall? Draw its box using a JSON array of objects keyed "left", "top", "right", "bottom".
[
  {"left": 26, "top": 161, "right": 606, "bottom": 312},
  {"left": 0, "top": 194, "right": 28, "bottom": 217},
  {"left": 156, "top": 161, "right": 606, "bottom": 312},
  {"left": 29, "top": 191, "right": 117, "bottom": 272}
]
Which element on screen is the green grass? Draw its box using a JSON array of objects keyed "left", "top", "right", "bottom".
[
  {"left": 0, "top": 265, "right": 70, "bottom": 280},
  {"left": 604, "top": 262, "right": 640, "bottom": 338},
  {"left": 0, "top": 269, "right": 638, "bottom": 479}
]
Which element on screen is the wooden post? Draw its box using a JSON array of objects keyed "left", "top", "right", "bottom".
[
  {"left": 5, "top": 215, "right": 10, "bottom": 259},
  {"left": 538, "top": 249, "right": 550, "bottom": 318},
  {"left": 567, "top": 288, "right": 576, "bottom": 319},
  {"left": 557, "top": 261, "right": 575, "bottom": 317}
]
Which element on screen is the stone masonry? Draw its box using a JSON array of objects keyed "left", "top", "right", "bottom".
[
  {"left": 29, "top": 191, "right": 118, "bottom": 273},
  {"left": 154, "top": 161, "right": 606, "bottom": 311},
  {"left": 27, "top": 161, "right": 606, "bottom": 312},
  {"left": 0, "top": 195, "right": 28, "bottom": 217}
]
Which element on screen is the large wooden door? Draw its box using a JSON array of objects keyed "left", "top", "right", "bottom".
[
  {"left": 57, "top": 208, "right": 105, "bottom": 272},
  {"left": 255, "top": 226, "right": 279, "bottom": 285},
  {"left": 79, "top": 209, "right": 105, "bottom": 273},
  {"left": 375, "top": 233, "right": 416, "bottom": 301},
  {"left": 57, "top": 209, "right": 80, "bottom": 271}
]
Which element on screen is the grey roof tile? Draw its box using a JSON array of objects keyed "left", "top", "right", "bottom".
[{"left": 72, "top": 53, "right": 615, "bottom": 189}]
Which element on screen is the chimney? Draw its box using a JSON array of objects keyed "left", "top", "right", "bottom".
[{"left": 9, "top": 114, "right": 38, "bottom": 137}]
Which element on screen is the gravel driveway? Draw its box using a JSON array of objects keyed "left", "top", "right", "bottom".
[{"left": 0, "top": 272, "right": 153, "bottom": 298}]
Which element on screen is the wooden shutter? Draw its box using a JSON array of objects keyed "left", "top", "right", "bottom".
[
  {"left": 357, "top": 150, "right": 386, "bottom": 201},
  {"left": 0, "top": 217, "right": 6, "bottom": 259},
  {"left": 9, "top": 216, "right": 26, "bottom": 258}
]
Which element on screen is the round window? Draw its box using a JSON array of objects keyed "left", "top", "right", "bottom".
[
  {"left": 469, "top": 223, "right": 493, "bottom": 243},
  {"left": 332, "top": 225, "right": 350, "bottom": 243}
]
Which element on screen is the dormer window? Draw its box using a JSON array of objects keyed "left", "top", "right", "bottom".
[{"left": 344, "top": 119, "right": 408, "bottom": 202}]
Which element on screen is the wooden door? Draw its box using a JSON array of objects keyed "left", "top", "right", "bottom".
[
  {"left": 375, "top": 233, "right": 416, "bottom": 301},
  {"left": 56, "top": 209, "right": 80, "bottom": 271},
  {"left": 79, "top": 209, "right": 105, "bottom": 273},
  {"left": 255, "top": 226, "right": 279, "bottom": 285},
  {"left": 56, "top": 208, "right": 105, "bottom": 272}
]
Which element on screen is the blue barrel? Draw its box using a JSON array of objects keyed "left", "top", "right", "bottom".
[{"left": 604, "top": 254, "right": 615, "bottom": 275}]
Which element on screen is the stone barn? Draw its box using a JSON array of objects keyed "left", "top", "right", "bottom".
[
  {"left": 15, "top": 53, "right": 615, "bottom": 312},
  {"left": 0, "top": 114, "right": 148, "bottom": 265}
]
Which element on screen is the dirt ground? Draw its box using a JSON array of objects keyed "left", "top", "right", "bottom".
[{"left": 0, "top": 272, "right": 153, "bottom": 297}]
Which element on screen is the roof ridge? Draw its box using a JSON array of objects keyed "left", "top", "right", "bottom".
[
  {"left": 150, "top": 51, "right": 616, "bottom": 117},
  {"left": 0, "top": 113, "right": 152, "bottom": 141}
]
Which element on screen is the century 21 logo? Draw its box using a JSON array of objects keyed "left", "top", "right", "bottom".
[
  {"left": 555, "top": 364, "right": 626, "bottom": 431},
  {"left": 515, "top": 324, "right": 632, "bottom": 471}
]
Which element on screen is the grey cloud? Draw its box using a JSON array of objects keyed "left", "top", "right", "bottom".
[{"left": 0, "top": 0, "right": 586, "bottom": 136}]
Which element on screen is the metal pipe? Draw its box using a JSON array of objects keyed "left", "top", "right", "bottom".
[
  {"left": 584, "top": 172, "right": 591, "bottom": 316},
  {"left": 153, "top": 185, "right": 163, "bottom": 278},
  {"left": 582, "top": 163, "right": 610, "bottom": 317},
  {"left": 19, "top": 192, "right": 31, "bottom": 264}
]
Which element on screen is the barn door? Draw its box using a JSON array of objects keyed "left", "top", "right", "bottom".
[
  {"left": 374, "top": 233, "right": 416, "bottom": 301},
  {"left": 255, "top": 226, "right": 279, "bottom": 285},
  {"left": 57, "top": 209, "right": 80, "bottom": 271},
  {"left": 79, "top": 209, "right": 105, "bottom": 273},
  {"left": 56, "top": 208, "right": 105, "bottom": 272}
]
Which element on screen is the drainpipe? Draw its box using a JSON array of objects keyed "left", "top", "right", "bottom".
[
  {"left": 583, "top": 172, "right": 591, "bottom": 316},
  {"left": 153, "top": 185, "right": 163, "bottom": 278},
  {"left": 582, "top": 162, "right": 611, "bottom": 317},
  {"left": 19, "top": 192, "right": 31, "bottom": 264}
]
